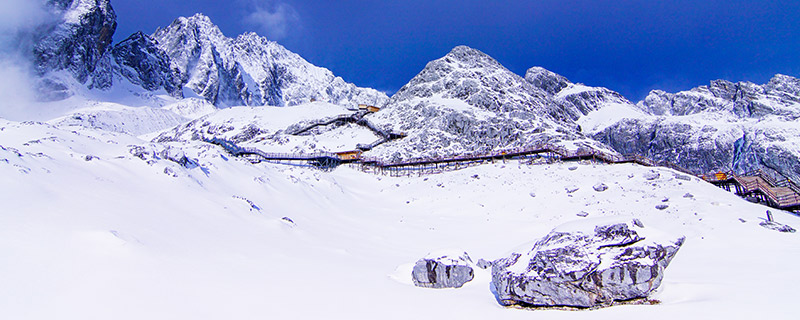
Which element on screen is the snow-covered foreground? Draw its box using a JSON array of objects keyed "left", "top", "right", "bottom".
[{"left": 1, "top": 119, "right": 799, "bottom": 319}]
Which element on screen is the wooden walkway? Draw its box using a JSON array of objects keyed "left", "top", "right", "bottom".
[
  {"left": 202, "top": 135, "right": 800, "bottom": 213},
  {"left": 705, "top": 171, "right": 800, "bottom": 211}
]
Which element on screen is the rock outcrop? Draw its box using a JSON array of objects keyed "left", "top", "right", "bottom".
[
  {"left": 365, "top": 46, "right": 613, "bottom": 162},
  {"left": 491, "top": 218, "right": 684, "bottom": 308},
  {"left": 33, "top": 0, "right": 118, "bottom": 95},
  {"left": 412, "top": 251, "right": 475, "bottom": 289},
  {"left": 111, "top": 31, "right": 182, "bottom": 97},
  {"left": 593, "top": 74, "right": 800, "bottom": 182}
]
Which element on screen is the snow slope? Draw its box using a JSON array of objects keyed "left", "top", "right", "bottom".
[
  {"left": 154, "top": 101, "right": 380, "bottom": 154},
  {"left": 2, "top": 118, "right": 799, "bottom": 319}
]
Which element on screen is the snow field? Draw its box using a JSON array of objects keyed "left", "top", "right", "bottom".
[{"left": 2, "top": 120, "right": 799, "bottom": 319}]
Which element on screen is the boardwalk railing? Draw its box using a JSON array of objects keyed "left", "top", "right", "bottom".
[
  {"left": 705, "top": 169, "right": 800, "bottom": 210},
  {"left": 202, "top": 134, "right": 800, "bottom": 211}
]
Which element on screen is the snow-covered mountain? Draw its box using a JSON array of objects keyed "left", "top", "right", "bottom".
[
  {"left": 27, "top": 1, "right": 387, "bottom": 113},
  {"left": 151, "top": 14, "right": 388, "bottom": 108},
  {"left": 32, "top": 0, "right": 117, "bottom": 99},
  {"left": 525, "top": 66, "right": 639, "bottom": 125},
  {"left": 586, "top": 75, "right": 800, "bottom": 182},
  {"left": 365, "top": 46, "right": 614, "bottom": 162}
]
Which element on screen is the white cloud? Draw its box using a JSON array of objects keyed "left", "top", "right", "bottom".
[
  {"left": 0, "top": 0, "right": 47, "bottom": 34},
  {"left": 0, "top": 1, "right": 50, "bottom": 121},
  {"left": 243, "top": 1, "right": 301, "bottom": 41}
]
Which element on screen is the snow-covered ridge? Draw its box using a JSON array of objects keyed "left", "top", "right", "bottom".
[
  {"left": 365, "top": 46, "right": 613, "bottom": 162},
  {"left": 589, "top": 74, "right": 800, "bottom": 182},
  {"left": 151, "top": 13, "right": 389, "bottom": 108}
]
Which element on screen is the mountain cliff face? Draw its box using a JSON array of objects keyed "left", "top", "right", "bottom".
[
  {"left": 591, "top": 75, "right": 800, "bottom": 182},
  {"left": 33, "top": 0, "right": 117, "bottom": 97},
  {"left": 365, "top": 46, "right": 612, "bottom": 162},
  {"left": 110, "top": 31, "right": 182, "bottom": 97},
  {"left": 524, "top": 66, "right": 636, "bottom": 124},
  {"left": 151, "top": 14, "right": 388, "bottom": 108}
]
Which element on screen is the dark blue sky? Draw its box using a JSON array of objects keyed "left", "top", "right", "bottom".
[{"left": 113, "top": 0, "right": 800, "bottom": 101}]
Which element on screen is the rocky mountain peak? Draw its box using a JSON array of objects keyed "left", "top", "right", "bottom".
[
  {"left": 150, "top": 13, "right": 387, "bottom": 108},
  {"left": 440, "top": 45, "right": 504, "bottom": 69},
  {"left": 525, "top": 66, "right": 572, "bottom": 95},
  {"left": 111, "top": 31, "right": 182, "bottom": 97},
  {"left": 366, "top": 46, "right": 610, "bottom": 162},
  {"left": 154, "top": 13, "right": 227, "bottom": 55},
  {"left": 391, "top": 46, "right": 550, "bottom": 112},
  {"left": 766, "top": 74, "right": 800, "bottom": 97},
  {"left": 33, "top": 0, "right": 117, "bottom": 94}
]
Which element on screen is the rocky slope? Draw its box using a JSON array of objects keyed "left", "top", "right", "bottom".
[
  {"left": 32, "top": 0, "right": 117, "bottom": 99},
  {"left": 110, "top": 31, "right": 182, "bottom": 98},
  {"left": 151, "top": 14, "right": 388, "bottom": 108},
  {"left": 364, "top": 46, "right": 614, "bottom": 162},
  {"left": 589, "top": 75, "right": 800, "bottom": 182}
]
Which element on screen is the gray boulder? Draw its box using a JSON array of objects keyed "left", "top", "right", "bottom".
[
  {"left": 412, "top": 251, "right": 475, "bottom": 288},
  {"left": 491, "top": 218, "right": 684, "bottom": 308}
]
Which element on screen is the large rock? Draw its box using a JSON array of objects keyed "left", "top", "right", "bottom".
[
  {"left": 412, "top": 251, "right": 475, "bottom": 288},
  {"left": 491, "top": 218, "right": 684, "bottom": 308}
]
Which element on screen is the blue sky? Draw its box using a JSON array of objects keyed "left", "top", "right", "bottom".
[{"left": 113, "top": 0, "right": 800, "bottom": 101}]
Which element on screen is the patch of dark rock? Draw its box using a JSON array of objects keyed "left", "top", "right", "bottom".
[
  {"left": 593, "top": 183, "right": 608, "bottom": 192},
  {"left": 759, "top": 220, "right": 796, "bottom": 233},
  {"left": 476, "top": 259, "right": 493, "bottom": 270},
  {"left": 565, "top": 186, "right": 580, "bottom": 194},
  {"left": 643, "top": 171, "right": 660, "bottom": 181},
  {"left": 412, "top": 252, "right": 474, "bottom": 288},
  {"left": 656, "top": 204, "right": 669, "bottom": 210}
]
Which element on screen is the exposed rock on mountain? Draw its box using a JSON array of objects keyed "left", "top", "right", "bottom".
[
  {"left": 151, "top": 14, "right": 388, "bottom": 108},
  {"left": 111, "top": 31, "right": 182, "bottom": 97},
  {"left": 365, "top": 46, "right": 612, "bottom": 162},
  {"left": 525, "top": 67, "right": 637, "bottom": 124},
  {"left": 638, "top": 77, "right": 800, "bottom": 118},
  {"left": 33, "top": 0, "right": 117, "bottom": 95},
  {"left": 591, "top": 74, "right": 800, "bottom": 182},
  {"left": 491, "top": 218, "right": 684, "bottom": 308}
]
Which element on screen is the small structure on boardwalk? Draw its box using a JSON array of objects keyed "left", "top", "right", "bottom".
[
  {"left": 335, "top": 150, "right": 363, "bottom": 161},
  {"left": 358, "top": 104, "right": 381, "bottom": 113}
]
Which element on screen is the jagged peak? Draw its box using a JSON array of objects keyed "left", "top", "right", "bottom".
[
  {"left": 439, "top": 45, "right": 503, "bottom": 69},
  {"left": 525, "top": 67, "right": 572, "bottom": 95},
  {"left": 120, "top": 31, "right": 149, "bottom": 42},
  {"left": 766, "top": 73, "right": 800, "bottom": 96},
  {"left": 161, "top": 13, "right": 226, "bottom": 41}
]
